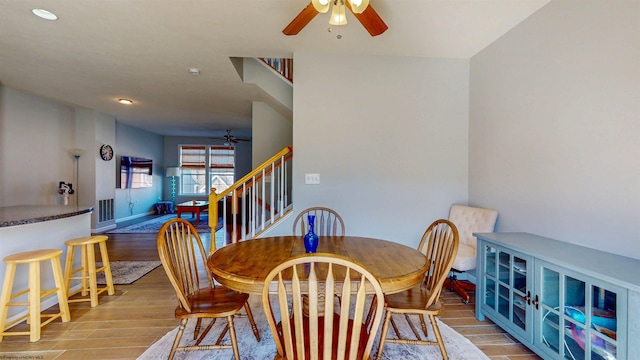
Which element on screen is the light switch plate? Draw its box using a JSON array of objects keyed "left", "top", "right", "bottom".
[{"left": 305, "top": 173, "right": 320, "bottom": 184}]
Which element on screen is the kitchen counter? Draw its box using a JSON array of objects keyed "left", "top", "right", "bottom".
[
  {"left": 0, "top": 204, "right": 93, "bottom": 327},
  {"left": 0, "top": 205, "right": 94, "bottom": 227}
]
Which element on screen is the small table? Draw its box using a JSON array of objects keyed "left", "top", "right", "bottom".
[
  {"left": 207, "top": 236, "right": 428, "bottom": 295},
  {"left": 176, "top": 201, "right": 208, "bottom": 223}
]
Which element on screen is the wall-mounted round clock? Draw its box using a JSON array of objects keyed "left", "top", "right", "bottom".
[{"left": 100, "top": 144, "right": 113, "bottom": 161}]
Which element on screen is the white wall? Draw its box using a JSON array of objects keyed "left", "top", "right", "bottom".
[
  {"left": 276, "top": 53, "right": 470, "bottom": 248},
  {"left": 0, "top": 87, "right": 75, "bottom": 206},
  {"left": 252, "top": 101, "right": 293, "bottom": 167},
  {"left": 114, "top": 122, "right": 163, "bottom": 220},
  {"left": 243, "top": 58, "right": 293, "bottom": 114},
  {"left": 470, "top": 1, "right": 640, "bottom": 258},
  {"left": 75, "top": 109, "right": 118, "bottom": 231}
]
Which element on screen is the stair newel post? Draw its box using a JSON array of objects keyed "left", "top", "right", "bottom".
[{"left": 208, "top": 187, "right": 219, "bottom": 255}]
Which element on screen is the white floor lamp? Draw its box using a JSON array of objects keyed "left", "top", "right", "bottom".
[
  {"left": 69, "top": 148, "right": 84, "bottom": 206},
  {"left": 165, "top": 167, "right": 180, "bottom": 205}
]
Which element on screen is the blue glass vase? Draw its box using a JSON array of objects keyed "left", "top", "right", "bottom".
[{"left": 303, "top": 215, "right": 319, "bottom": 253}]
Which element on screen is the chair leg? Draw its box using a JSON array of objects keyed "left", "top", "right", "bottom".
[
  {"left": 50, "top": 256, "right": 70, "bottom": 322},
  {"left": 28, "top": 261, "right": 41, "bottom": 342},
  {"left": 0, "top": 263, "right": 17, "bottom": 342},
  {"left": 418, "top": 314, "right": 428, "bottom": 337},
  {"left": 428, "top": 314, "right": 449, "bottom": 360},
  {"left": 404, "top": 314, "right": 423, "bottom": 340},
  {"left": 244, "top": 302, "right": 260, "bottom": 341},
  {"left": 193, "top": 318, "right": 202, "bottom": 340},
  {"left": 444, "top": 272, "right": 474, "bottom": 304},
  {"left": 86, "top": 244, "right": 99, "bottom": 307},
  {"left": 80, "top": 245, "right": 89, "bottom": 297},
  {"left": 376, "top": 310, "right": 392, "bottom": 360},
  {"left": 365, "top": 295, "right": 377, "bottom": 326},
  {"left": 214, "top": 322, "right": 229, "bottom": 345},
  {"left": 443, "top": 276, "right": 453, "bottom": 291},
  {"left": 389, "top": 314, "right": 401, "bottom": 338},
  {"left": 452, "top": 280, "right": 473, "bottom": 304},
  {"left": 63, "top": 245, "right": 75, "bottom": 299},
  {"left": 194, "top": 318, "right": 215, "bottom": 346},
  {"left": 98, "top": 241, "right": 115, "bottom": 295},
  {"left": 169, "top": 318, "right": 187, "bottom": 360},
  {"left": 227, "top": 315, "right": 240, "bottom": 360}
]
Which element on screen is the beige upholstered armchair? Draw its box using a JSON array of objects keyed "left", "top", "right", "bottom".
[{"left": 444, "top": 204, "right": 498, "bottom": 303}]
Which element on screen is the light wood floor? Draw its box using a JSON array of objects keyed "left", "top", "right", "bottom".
[{"left": 0, "top": 229, "right": 541, "bottom": 359}]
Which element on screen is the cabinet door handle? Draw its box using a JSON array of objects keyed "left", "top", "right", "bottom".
[
  {"left": 524, "top": 291, "right": 531, "bottom": 305},
  {"left": 532, "top": 294, "right": 539, "bottom": 310}
]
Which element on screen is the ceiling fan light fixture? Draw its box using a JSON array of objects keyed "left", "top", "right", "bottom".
[
  {"left": 348, "top": 0, "right": 369, "bottom": 14},
  {"left": 329, "top": 2, "right": 347, "bottom": 26},
  {"left": 311, "top": 0, "right": 330, "bottom": 13}
]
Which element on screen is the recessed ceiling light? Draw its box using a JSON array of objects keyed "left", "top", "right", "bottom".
[
  {"left": 188, "top": 68, "right": 200, "bottom": 76},
  {"left": 118, "top": 99, "right": 133, "bottom": 105},
  {"left": 32, "top": 9, "right": 58, "bottom": 20}
]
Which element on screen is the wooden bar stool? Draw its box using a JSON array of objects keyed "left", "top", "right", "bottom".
[
  {"left": 0, "top": 249, "right": 71, "bottom": 342},
  {"left": 63, "top": 235, "right": 114, "bottom": 307}
]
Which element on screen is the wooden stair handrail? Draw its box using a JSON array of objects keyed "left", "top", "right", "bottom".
[
  {"left": 213, "top": 146, "right": 292, "bottom": 199},
  {"left": 208, "top": 146, "right": 293, "bottom": 252}
]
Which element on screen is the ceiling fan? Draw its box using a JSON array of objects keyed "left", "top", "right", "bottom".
[
  {"left": 214, "top": 130, "right": 251, "bottom": 146},
  {"left": 283, "top": 0, "right": 388, "bottom": 37}
]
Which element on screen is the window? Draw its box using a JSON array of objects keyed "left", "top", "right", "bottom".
[
  {"left": 179, "top": 145, "right": 235, "bottom": 195},
  {"left": 210, "top": 146, "right": 235, "bottom": 193}
]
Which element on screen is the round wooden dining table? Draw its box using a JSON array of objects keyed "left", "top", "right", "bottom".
[{"left": 207, "top": 235, "right": 428, "bottom": 295}]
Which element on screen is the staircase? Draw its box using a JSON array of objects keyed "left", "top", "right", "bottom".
[
  {"left": 207, "top": 146, "right": 293, "bottom": 253},
  {"left": 259, "top": 58, "right": 293, "bottom": 83}
]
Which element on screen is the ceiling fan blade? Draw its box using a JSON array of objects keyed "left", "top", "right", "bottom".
[
  {"left": 346, "top": 2, "right": 388, "bottom": 37},
  {"left": 283, "top": 3, "right": 319, "bottom": 36},
  {"left": 229, "top": 136, "right": 251, "bottom": 142}
]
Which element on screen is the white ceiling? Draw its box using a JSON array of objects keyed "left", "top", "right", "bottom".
[{"left": 0, "top": 0, "right": 549, "bottom": 138}]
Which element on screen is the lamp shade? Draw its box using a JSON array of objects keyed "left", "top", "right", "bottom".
[
  {"left": 312, "top": 0, "right": 330, "bottom": 13},
  {"left": 165, "top": 167, "right": 180, "bottom": 177},
  {"left": 69, "top": 148, "right": 85, "bottom": 157},
  {"left": 329, "top": 2, "right": 347, "bottom": 25},
  {"left": 348, "top": 0, "right": 369, "bottom": 14}
]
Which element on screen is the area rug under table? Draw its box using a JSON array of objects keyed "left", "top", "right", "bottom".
[
  {"left": 96, "top": 260, "right": 162, "bottom": 285},
  {"left": 137, "top": 295, "right": 489, "bottom": 360}
]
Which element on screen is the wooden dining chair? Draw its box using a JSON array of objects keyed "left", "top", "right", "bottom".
[
  {"left": 292, "top": 207, "right": 345, "bottom": 236},
  {"left": 262, "top": 253, "right": 385, "bottom": 360},
  {"left": 376, "top": 219, "right": 459, "bottom": 360},
  {"left": 157, "top": 218, "right": 260, "bottom": 360}
]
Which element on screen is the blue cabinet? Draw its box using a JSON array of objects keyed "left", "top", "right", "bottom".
[{"left": 475, "top": 232, "right": 639, "bottom": 360}]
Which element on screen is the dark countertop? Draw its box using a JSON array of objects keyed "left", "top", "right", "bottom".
[{"left": 0, "top": 205, "right": 94, "bottom": 228}]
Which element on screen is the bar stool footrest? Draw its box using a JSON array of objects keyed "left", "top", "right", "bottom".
[
  {"left": 2, "top": 314, "right": 28, "bottom": 329},
  {"left": 40, "top": 313, "right": 64, "bottom": 327}
]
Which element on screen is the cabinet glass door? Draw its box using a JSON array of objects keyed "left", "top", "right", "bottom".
[
  {"left": 481, "top": 243, "right": 531, "bottom": 339},
  {"left": 538, "top": 266, "right": 563, "bottom": 358},
  {"left": 536, "top": 261, "right": 622, "bottom": 360},
  {"left": 483, "top": 244, "right": 497, "bottom": 310},
  {"left": 511, "top": 255, "right": 528, "bottom": 332},
  {"left": 587, "top": 286, "right": 618, "bottom": 360}
]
